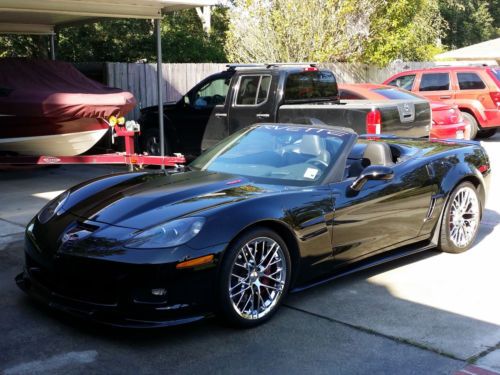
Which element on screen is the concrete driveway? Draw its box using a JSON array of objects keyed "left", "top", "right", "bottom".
[{"left": 1, "top": 134, "right": 500, "bottom": 375}]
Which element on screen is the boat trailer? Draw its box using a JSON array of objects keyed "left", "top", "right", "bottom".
[{"left": 0, "top": 118, "right": 185, "bottom": 170}]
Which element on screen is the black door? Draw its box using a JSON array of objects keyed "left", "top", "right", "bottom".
[
  {"left": 227, "top": 73, "right": 278, "bottom": 134},
  {"left": 330, "top": 160, "right": 434, "bottom": 263},
  {"left": 170, "top": 75, "right": 231, "bottom": 155}
]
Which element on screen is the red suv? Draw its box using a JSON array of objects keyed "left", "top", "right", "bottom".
[{"left": 383, "top": 66, "right": 500, "bottom": 139}]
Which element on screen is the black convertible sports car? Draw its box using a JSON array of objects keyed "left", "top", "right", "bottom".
[{"left": 16, "top": 124, "right": 490, "bottom": 328}]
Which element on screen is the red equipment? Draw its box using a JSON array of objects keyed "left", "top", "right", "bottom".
[{"left": 0, "top": 120, "right": 185, "bottom": 169}]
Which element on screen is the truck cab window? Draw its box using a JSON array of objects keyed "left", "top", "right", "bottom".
[
  {"left": 284, "top": 71, "right": 338, "bottom": 102},
  {"left": 236, "top": 75, "right": 271, "bottom": 106},
  {"left": 192, "top": 78, "right": 230, "bottom": 108}
]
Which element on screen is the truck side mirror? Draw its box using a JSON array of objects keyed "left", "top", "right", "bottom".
[{"left": 350, "top": 165, "right": 394, "bottom": 192}]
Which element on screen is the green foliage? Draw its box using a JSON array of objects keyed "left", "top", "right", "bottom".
[
  {"left": 362, "top": 0, "right": 445, "bottom": 66},
  {"left": 225, "top": 0, "right": 382, "bottom": 63},
  {"left": 0, "top": 7, "right": 229, "bottom": 62},
  {"left": 0, "top": 35, "right": 49, "bottom": 58},
  {"left": 0, "top": 2, "right": 498, "bottom": 66},
  {"left": 225, "top": 0, "right": 445, "bottom": 66},
  {"left": 439, "top": 0, "right": 500, "bottom": 49}
]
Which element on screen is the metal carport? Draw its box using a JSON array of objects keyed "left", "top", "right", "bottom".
[{"left": 0, "top": 0, "right": 216, "bottom": 165}]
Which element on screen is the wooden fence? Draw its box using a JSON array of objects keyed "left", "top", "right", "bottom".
[{"left": 106, "top": 61, "right": 438, "bottom": 120}]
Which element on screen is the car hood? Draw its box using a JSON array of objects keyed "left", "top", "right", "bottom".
[{"left": 65, "top": 170, "right": 276, "bottom": 230}]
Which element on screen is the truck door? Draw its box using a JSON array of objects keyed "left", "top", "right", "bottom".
[
  {"left": 173, "top": 75, "right": 231, "bottom": 155},
  {"left": 227, "top": 73, "right": 278, "bottom": 134}
]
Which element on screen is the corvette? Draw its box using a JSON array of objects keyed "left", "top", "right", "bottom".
[{"left": 16, "top": 124, "right": 490, "bottom": 328}]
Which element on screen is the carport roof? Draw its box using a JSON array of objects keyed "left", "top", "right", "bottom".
[
  {"left": 435, "top": 38, "right": 500, "bottom": 61},
  {"left": 0, "top": 0, "right": 216, "bottom": 34}
]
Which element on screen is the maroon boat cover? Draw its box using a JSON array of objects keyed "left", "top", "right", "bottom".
[{"left": 0, "top": 59, "right": 136, "bottom": 121}]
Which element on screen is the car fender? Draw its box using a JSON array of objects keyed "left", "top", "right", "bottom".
[
  {"left": 188, "top": 193, "right": 292, "bottom": 251},
  {"left": 454, "top": 99, "right": 487, "bottom": 123},
  {"left": 429, "top": 158, "right": 486, "bottom": 245}
]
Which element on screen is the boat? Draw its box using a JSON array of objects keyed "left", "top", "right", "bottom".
[{"left": 0, "top": 59, "right": 136, "bottom": 156}]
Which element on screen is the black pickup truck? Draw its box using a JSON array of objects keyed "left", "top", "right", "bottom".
[{"left": 138, "top": 64, "right": 431, "bottom": 158}]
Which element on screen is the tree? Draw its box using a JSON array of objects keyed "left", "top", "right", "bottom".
[
  {"left": 362, "top": 0, "right": 445, "bottom": 65},
  {"left": 225, "top": 0, "right": 383, "bottom": 63},
  {"left": 439, "top": 0, "right": 500, "bottom": 49},
  {"left": 0, "top": 6, "right": 229, "bottom": 62},
  {"left": 225, "top": 0, "right": 445, "bottom": 65}
]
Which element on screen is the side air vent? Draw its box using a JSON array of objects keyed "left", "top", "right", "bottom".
[
  {"left": 425, "top": 194, "right": 444, "bottom": 222},
  {"left": 425, "top": 197, "right": 437, "bottom": 221}
]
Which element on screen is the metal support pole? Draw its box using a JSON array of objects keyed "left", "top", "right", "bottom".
[
  {"left": 155, "top": 18, "right": 165, "bottom": 168},
  {"left": 49, "top": 33, "right": 56, "bottom": 60}
]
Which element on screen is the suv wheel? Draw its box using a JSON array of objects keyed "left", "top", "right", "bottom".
[{"left": 461, "top": 112, "right": 479, "bottom": 139}]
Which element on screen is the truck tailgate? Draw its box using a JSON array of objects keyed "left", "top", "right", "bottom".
[{"left": 278, "top": 99, "right": 431, "bottom": 137}]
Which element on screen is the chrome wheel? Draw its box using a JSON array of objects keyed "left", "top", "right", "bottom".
[
  {"left": 229, "top": 237, "right": 287, "bottom": 320},
  {"left": 449, "top": 186, "right": 479, "bottom": 248}
]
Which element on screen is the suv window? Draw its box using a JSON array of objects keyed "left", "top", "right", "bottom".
[
  {"left": 387, "top": 75, "right": 415, "bottom": 90},
  {"left": 489, "top": 68, "right": 500, "bottom": 86},
  {"left": 457, "top": 72, "right": 486, "bottom": 90},
  {"left": 284, "top": 71, "right": 338, "bottom": 103},
  {"left": 419, "top": 73, "right": 450, "bottom": 91},
  {"left": 236, "top": 75, "right": 271, "bottom": 106},
  {"left": 192, "top": 77, "right": 230, "bottom": 108}
]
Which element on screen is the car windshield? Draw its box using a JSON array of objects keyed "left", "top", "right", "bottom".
[
  {"left": 191, "top": 125, "right": 349, "bottom": 185},
  {"left": 372, "top": 88, "right": 421, "bottom": 100}
]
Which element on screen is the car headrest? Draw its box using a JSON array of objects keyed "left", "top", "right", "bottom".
[
  {"left": 300, "top": 135, "right": 325, "bottom": 157},
  {"left": 363, "top": 142, "right": 393, "bottom": 166}
]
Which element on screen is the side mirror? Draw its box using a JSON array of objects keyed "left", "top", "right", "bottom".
[{"left": 350, "top": 165, "right": 394, "bottom": 192}]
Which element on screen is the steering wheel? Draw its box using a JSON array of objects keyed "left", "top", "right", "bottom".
[
  {"left": 212, "top": 94, "right": 225, "bottom": 104},
  {"left": 307, "top": 158, "right": 329, "bottom": 169}
]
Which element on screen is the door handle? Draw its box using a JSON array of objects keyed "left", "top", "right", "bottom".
[
  {"left": 439, "top": 95, "right": 451, "bottom": 99},
  {"left": 214, "top": 113, "right": 227, "bottom": 118},
  {"left": 256, "top": 113, "right": 270, "bottom": 119}
]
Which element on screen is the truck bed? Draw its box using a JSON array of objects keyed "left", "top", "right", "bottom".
[{"left": 278, "top": 99, "right": 431, "bottom": 138}]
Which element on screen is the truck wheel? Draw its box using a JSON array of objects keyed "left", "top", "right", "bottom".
[
  {"left": 438, "top": 182, "right": 481, "bottom": 254},
  {"left": 140, "top": 128, "right": 170, "bottom": 156},
  {"left": 462, "top": 112, "right": 479, "bottom": 139},
  {"left": 218, "top": 228, "right": 291, "bottom": 328},
  {"left": 476, "top": 128, "right": 497, "bottom": 139}
]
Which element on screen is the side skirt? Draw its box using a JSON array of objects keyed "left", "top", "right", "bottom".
[{"left": 291, "top": 241, "right": 437, "bottom": 293}]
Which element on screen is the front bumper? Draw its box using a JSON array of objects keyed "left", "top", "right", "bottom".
[{"left": 16, "top": 234, "right": 225, "bottom": 328}]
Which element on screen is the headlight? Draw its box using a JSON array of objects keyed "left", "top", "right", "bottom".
[
  {"left": 37, "top": 190, "right": 70, "bottom": 224},
  {"left": 125, "top": 217, "right": 205, "bottom": 249}
]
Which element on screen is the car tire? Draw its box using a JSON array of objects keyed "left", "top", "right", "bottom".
[
  {"left": 140, "top": 128, "right": 170, "bottom": 156},
  {"left": 461, "top": 112, "right": 479, "bottom": 140},
  {"left": 218, "top": 228, "right": 292, "bottom": 328},
  {"left": 438, "top": 182, "right": 481, "bottom": 254},
  {"left": 476, "top": 128, "right": 497, "bottom": 139}
]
